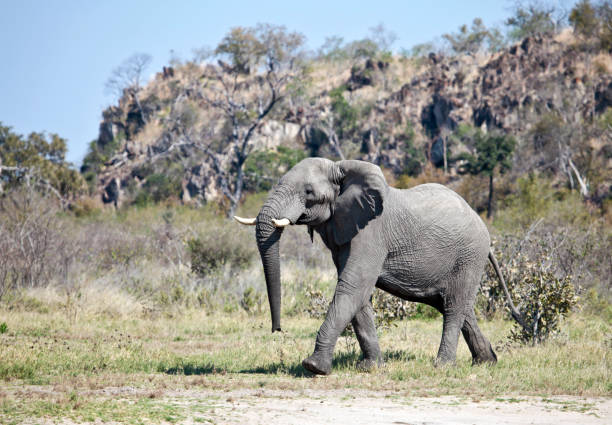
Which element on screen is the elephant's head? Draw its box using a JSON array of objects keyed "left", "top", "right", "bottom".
[{"left": 235, "top": 158, "right": 388, "bottom": 332}]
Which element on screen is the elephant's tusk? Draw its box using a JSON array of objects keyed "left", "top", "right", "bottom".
[
  {"left": 233, "top": 216, "right": 257, "bottom": 225},
  {"left": 272, "top": 218, "right": 291, "bottom": 228}
]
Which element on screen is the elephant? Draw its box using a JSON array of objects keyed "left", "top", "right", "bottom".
[{"left": 235, "top": 158, "right": 524, "bottom": 375}]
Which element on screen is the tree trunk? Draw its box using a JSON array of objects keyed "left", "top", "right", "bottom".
[
  {"left": 568, "top": 158, "right": 588, "bottom": 197},
  {"left": 487, "top": 173, "right": 494, "bottom": 219},
  {"left": 228, "top": 165, "right": 244, "bottom": 218},
  {"left": 132, "top": 90, "right": 148, "bottom": 125}
]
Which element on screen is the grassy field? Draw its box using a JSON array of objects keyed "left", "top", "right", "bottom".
[
  {"left": 0, "top": 195, "right": 610, "bottom": 423},
  {"left": 0, "top": 302, "right": 610, "bottom": 424}
]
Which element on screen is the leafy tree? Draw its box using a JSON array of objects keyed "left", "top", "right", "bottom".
[
  {"left": 570, "top": 0, "right": 599, "bottom": 40},
  {"left": 505, "top": 0, "right": 565, "bottom": 41},
  {"left": 215, "top": 26, "right": 264, "bottom": 74},
  {"left": 317, "top": 35, "right": 348, "bottom": 61},
  {"left": 0, "top": 123, "right": 84, "bottom": 199},
  {"left": 570, "top": 0, "right": 612, "bottom": 51},
  {"left": 317, "top": 23, "right": 397, "bottom": 63},
  {"left": 329, "top": 86, "right": 359, "bottom": 140},
  {"left": 243, "top": 147, "right": 306, "bottom": 192},
  {"left": 443, "top": 18, "right": 504, "bottom": 54},
  {"left": 404, "top": 41, "right": 438, "bottom": 58},
  {"left": 133, "top": 173, "right": 182, "bottom": 205},
  {"left": 455, "top": 126, "right": 516, "bottom": 218},
  {"left": 598, "top": 1, "right": 612, "bottom": 50}
]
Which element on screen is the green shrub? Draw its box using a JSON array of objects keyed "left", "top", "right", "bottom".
[
  {"left": 329, "top": 85, "right": 359, "bottom": 140},
  {"left": 243, "top": 147, "right": 306, "bottom": 192},
  {"left": 134, "top": 173, "right": 182, "bottom": 205},
  {"left": 482, "top": 242, "right": 579, "bottom": 345},
  {"left": 507, "top": 260, "right": 578, "bottom": 345},
  {"left": 240, "top": 287, "right": 263, "bottom": 314}
]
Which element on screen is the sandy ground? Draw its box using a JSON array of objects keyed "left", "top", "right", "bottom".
[
  {"left": 13, "top": 387, "right": 611, "bottom": 424},
  {"left": 170, "top": 389, "right": 611, "bottom": 425}
]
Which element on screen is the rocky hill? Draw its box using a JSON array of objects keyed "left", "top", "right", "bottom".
[{"left": 83, "top": 30, "right": 612, "bottom": 209}]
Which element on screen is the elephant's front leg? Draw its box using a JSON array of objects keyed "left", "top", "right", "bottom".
[
  {"left": 302, "top": 280, "right": 375, "bottom": 375},
  {"left": 302, "top": 247, "right": 385, "bottom": 375}
]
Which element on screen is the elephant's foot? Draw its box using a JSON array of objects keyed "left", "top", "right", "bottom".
[
  {"left": 356, "top": 357, "right": 383, "bottom": 372},
  {"left": 433, "top": 355, "right": 456, "bottom": 368},
  {"left": 302, "top": 353, "right": 332, "bottom": 375},
  {"left": 472, "top": 348, "right": 497, "bottom": 365}
]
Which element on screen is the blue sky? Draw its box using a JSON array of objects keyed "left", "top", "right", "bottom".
[{"left": 0, "top": 1, "right": 560, "bottom": 165}]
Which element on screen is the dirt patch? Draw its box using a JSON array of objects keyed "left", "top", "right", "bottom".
[
  {"left": 175, "top": 389, "right": 610, "bottom": 424},
  {"left": 6, "top": 385, "right": 610, "bottom": 424}
]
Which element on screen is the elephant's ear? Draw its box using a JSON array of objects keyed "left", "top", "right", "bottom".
[{"left": 332, "top": 160, "right": 388, "bottom": 246}]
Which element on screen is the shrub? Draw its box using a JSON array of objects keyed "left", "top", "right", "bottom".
[
  {"left": 0, "top": 190, "right": 74, "bottom": 293},
  {"left": 329, "top": 85, "right": 359, "bottom": 140},
  {"left": 240, "top": 287, "right": 263, "bottom": 314},
  {"left": 482, "top": 235, "right": 580, "bottom": 344},
  {"left": 243, "top": 147, "right": 306, "bottom": 192},
  {"left": 302, "top": 284, "right": 330, "bottom": 319},
  {"left": 372, "top": 291, "right": 418, "bottom": 330},
  {"left": 187, "top": 225, "right": 255, "bottom": 276},
  {"left": 507, "top": 259, "right": 578, "bottom": 345},
  {"left": 134, "top": 173, "right": 182, "bottom": 205}
]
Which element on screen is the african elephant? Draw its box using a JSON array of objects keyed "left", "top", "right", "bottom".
[{"left": 235, "top": 158, "right": 523, "bottom": 375}]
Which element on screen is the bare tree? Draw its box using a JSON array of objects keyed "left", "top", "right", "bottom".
[
  {"left": 105, "top": 53, "right": 153, "bottom": 125},
  {"left": 169, "top": 24, "right": 307, "bottom": 217},
  {"left": 318, "top": 109, "right": 346, "bottom": 160}
]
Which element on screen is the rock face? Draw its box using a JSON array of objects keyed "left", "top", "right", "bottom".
[{"left": 89, "top": 33, "right": 612, "bottom": 207}]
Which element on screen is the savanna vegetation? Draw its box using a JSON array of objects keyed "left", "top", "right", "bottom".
[{"left": 1, "top": 1, "right": 612, "bottom": 423}]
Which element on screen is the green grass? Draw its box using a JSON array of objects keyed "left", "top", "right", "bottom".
[
  {"left": 0, "top": 305, "right": 610, "bottom": 423},
  {"left": 0, "top": 396, "right": 190, "bottom": 425}
]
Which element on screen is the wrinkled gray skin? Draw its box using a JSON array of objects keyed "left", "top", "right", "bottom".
[{"left": 254, "top": 158, "right": 502, "bottom": 375}]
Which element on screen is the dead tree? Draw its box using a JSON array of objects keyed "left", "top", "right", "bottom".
[
  {"left": 105, "top": 53, "right": 153, "bottom": 125},
  {"left": 174, "top": 25, "right": 306, "bottom": 217}
]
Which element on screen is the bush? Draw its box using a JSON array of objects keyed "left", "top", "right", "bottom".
[
  {"left": 0, "top": 190, "right": 74, "bottom": 296},
  {"left": 482, "top": 235, "right": 580, "bottom": 344},
  {"left": 243, "top": 147, "right": 306, "bottom": 192},
  {"left": 134, "top": 173, "right": 182, "bottom": 205},
  {"left": 240, "top": 287, "right": 263, "bottom": 314},
  {"left": 507, "top": 258, "right": 578, "bottom": 345},
  {"left": 187, "top": 225, "right": 255, "bottom": 276}
]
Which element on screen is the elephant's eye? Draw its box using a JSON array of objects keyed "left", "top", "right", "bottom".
[{"left": 304, "top": 185, "right": 314, "bottom": 196}]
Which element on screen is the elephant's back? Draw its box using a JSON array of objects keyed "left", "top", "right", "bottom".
[
  {"left": 381, "top": 184, "right": 490, "bottom": 287},
  {"left": 392, "top": 184, "right": 486, "bottom": 234}
]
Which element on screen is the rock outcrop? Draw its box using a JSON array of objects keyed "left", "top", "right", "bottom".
[{"left": 87, "top": 32, "right": 612, "bottom": 207}]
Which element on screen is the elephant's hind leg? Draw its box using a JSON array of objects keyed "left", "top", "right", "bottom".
[
  {"left": 461, "top": 310, "right": 497, "bottom": 364},
  {"left": 435, "top": 307, "right": 466, "bottom": 366},
  {"left": 352, "top": 301, "right": 382, "bottom": 371}
]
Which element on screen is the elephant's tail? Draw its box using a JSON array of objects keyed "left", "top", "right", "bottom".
[{"left": 488, "top": 249, "right": 527, "bottom": 330}]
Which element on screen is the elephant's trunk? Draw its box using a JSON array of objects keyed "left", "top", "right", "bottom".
[{"left": 256, "top": 185, "right": 303, "bottom": 333}]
